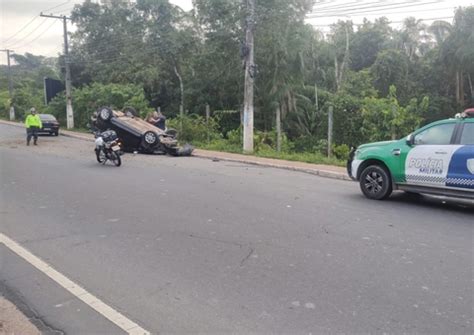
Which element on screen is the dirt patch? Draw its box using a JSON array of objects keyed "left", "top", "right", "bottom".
[{"left": 0, "top": 297, "right": 40, "bottom": 335}]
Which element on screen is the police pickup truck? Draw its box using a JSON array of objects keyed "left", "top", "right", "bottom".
[{"left": 348, "top": 109, "right": 474, "bottom": 200}]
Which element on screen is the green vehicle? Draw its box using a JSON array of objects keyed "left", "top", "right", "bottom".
[{"left": 347, "top": 109, "right": 474, "bottom": 200}]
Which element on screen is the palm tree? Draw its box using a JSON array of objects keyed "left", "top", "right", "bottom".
[
  {"left": 439, "top": 7, "right": 474, "bottom": 106},
  {"left": 428, "top": 20, "right": 452, "bottom": 46},
  {"left": 400, "top": 17, "right": 429, "bottom": 60}
]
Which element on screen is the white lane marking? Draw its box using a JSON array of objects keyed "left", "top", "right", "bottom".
[{"left": 0, "top": 233, "right": 150, "bottom": 335}]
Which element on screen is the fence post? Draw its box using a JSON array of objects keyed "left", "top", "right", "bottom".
[{"left": 206, "top": 104, "right": 211, "bottom": 144}]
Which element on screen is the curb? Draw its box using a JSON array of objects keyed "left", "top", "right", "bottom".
[
  {"left": 192, "top": 154, "right": 351, "bottom": 181},
  {"left": 0, "top": 120, "right": 351, "bottom": 181}
]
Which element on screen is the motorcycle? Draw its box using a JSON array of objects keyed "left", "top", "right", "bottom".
[{"left": 94, "top": 130, "right": 122, "bottom": 167}]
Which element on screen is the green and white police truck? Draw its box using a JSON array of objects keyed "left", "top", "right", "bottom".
[{"left": 348, "top": 109, "right": 474, "bottom": 200}]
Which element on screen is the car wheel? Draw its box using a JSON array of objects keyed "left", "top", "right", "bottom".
[
  {"left": 98, "top": 107, "right": 113, "bottom": 121},
  {"left": 123, "top": 106, "right": 137, "bottom": 117},
  {"left": 142, "top": 131, "right": 158, "bottom": 147},
  {"left": 54, "top": 131, "right": 59, "bottom": 136},
  {"left": 359, "top": 165, "right": 392, "bottom": 200}
]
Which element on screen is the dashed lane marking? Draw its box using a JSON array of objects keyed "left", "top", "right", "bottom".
[{"left": 0, "top": 233, "right": 150, "bottom": 335}]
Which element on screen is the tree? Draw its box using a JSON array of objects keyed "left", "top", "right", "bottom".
[
  {"left": 398, "top": 17, "right": 430, "bottom": 61},
  {"left": 350, "top": 18, "right": 392, "bottom": 71},
  {"left": 329, "top": 20, "right": 353, "bottom": 92},
  {"left": 439, "top": 7, "right": 474, "bottom": 106},
  {"left": 361, "top": 86, "right": 426, "bottom": 142},
  {"left": 370, "top": 49, "right": 410, "bottom": 101}
]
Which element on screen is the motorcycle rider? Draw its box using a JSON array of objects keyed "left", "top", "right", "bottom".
[{"left": 25, "top": 107, "right": 42, "bottom": 146}]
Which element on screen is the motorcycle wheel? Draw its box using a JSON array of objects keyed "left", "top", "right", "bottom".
[
  {"left": 96, "top": 148, "right": 107, "bottom": 163},
  {"left": 109, "top": 151, "right": 122, "bottom": 167}
]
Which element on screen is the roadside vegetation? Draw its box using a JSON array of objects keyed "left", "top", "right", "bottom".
[{"left": 1, "top": 1, "right": 473, "bottom": 165}]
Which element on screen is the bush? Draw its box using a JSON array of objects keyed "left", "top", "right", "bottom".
[
  {"left": 47, "top": 83, "right": 153, "bottom": 128},
  {"left": 332, "top": 143, "right": 350, "bottom": 160},
  {"left": 167, "top": 114, "right": 222, "bottom": 144},
  {"left": 0, "top": 90, "right": 10, "bottom": 119}
]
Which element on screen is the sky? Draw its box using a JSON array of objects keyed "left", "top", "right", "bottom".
[{"left": 1, "top": 0, "right": 473, "bottom": 65}]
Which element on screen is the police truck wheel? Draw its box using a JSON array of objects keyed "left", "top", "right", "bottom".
[{"left": 359, "top": 165, "right": 392, "bottom": 200}]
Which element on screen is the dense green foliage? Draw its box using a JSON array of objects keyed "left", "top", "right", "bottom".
[{"left": 1, "top": 1, "right": 473, "bottom": 162}]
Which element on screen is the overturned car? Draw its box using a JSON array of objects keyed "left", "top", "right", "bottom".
[{"left": 91, "top": 107, "right": 193, "bottom": 156}]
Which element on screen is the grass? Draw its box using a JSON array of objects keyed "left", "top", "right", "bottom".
[
  {"left": 254, "top": 150, "right": 345, "bottom": 167},
  {"left": 196, "top": 140, "right": 345, "bottom": 167}
]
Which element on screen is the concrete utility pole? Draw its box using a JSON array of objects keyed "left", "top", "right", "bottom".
[
  {"left": 328, "top": 105, "right": 333, "bottom": 158},
  {"left": 40, "top": 13, "right": 74, "bottom": 129},
  {"left": 276, "top": 104, "right": 281, "bottom": 152},
  {"left": 1, "top": 49, "right": 15, "bottom": 120},
  {"left": 243, "top": 0, "right": 255, "bottom": 153}
]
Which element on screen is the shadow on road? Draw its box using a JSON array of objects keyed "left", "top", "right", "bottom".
[
  {"left": 346, "top": 191, "right": 474, "bottom": 215},
  {"left": 389, "top": 192, "right": 473, "bottom": 213}
]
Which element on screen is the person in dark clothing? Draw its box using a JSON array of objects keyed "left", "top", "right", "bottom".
[{"left": 154, "top": 111, "right": 166, "bottom": 130}]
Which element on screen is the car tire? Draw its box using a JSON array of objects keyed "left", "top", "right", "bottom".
[
  {"left": 142, "top": 131, "right": 158, "bottom": 147},
  {"left": 359, "top": 165, "right": 393, "bottom": 200},
  {"left": 54, "top": 131, "right": 59, "bottom": 136},
  {"left": 123, "top": 106, "right": 138, "bottom": 117},
  {"left": 98, "top": 107, "right": 113, "bottom": 121}
]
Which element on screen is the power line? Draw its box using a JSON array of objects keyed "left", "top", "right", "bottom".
[
  {"left": 2, "top": 1, "right": 72, "bottom": 48},
  {"left": 43, "top": 0, "right": 72, "bottom": 13},
  {"left": 308, "top": 0, "right": 446, "bottom": 18},
  {"left": 313, "top": 6, "right": 459, "bottom": 18},
  {"left": 1, "top": 16, "right": 39, "bottom": 45},
  {"left": 309, "top": 16, "right": 454, "bottom": 28},
  {"left": 3, "top": 18, "right": 49, "bottom": 49},
  {"left": 12, "top": 21, "right": 59, "bottom": 51}
]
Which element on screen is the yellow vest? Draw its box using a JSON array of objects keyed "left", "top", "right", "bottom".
[{"left": 25, "top": 114, "right": 42, "bottom": 128}]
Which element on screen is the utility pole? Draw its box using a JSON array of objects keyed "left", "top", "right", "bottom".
[
  {"left": 276, "top": 104, "right": 281, "bottom": 152},
  {"left": 328, "top": 105, "right": 333, "bottom": 158},
  {"left": 243, "top": 0, "right": 255, "bottom": 153},
  {"left": 40, "top": 13, "right": 74, "bottom": 129},
  {"left": 1, "top": 49, "right": 15, "bottom": 120}
]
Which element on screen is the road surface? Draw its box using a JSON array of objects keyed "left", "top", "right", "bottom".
[{"left": 0, "top": 123, "right": 472, "bottom": 334}]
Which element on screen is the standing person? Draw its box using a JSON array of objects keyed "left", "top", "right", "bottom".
[
  {"left": 146, "top": 110, "right": 167, "bottom": 131},
  {"left": 25, "top": 107, "right": 42, "bottom": 146},
  {"left": 154, "top": 110, "right": 166, "bottom": 130}
]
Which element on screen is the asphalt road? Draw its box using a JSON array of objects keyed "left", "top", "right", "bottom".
[{"left": 0, "top": 123, "right": 473, "bottom": 334}]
